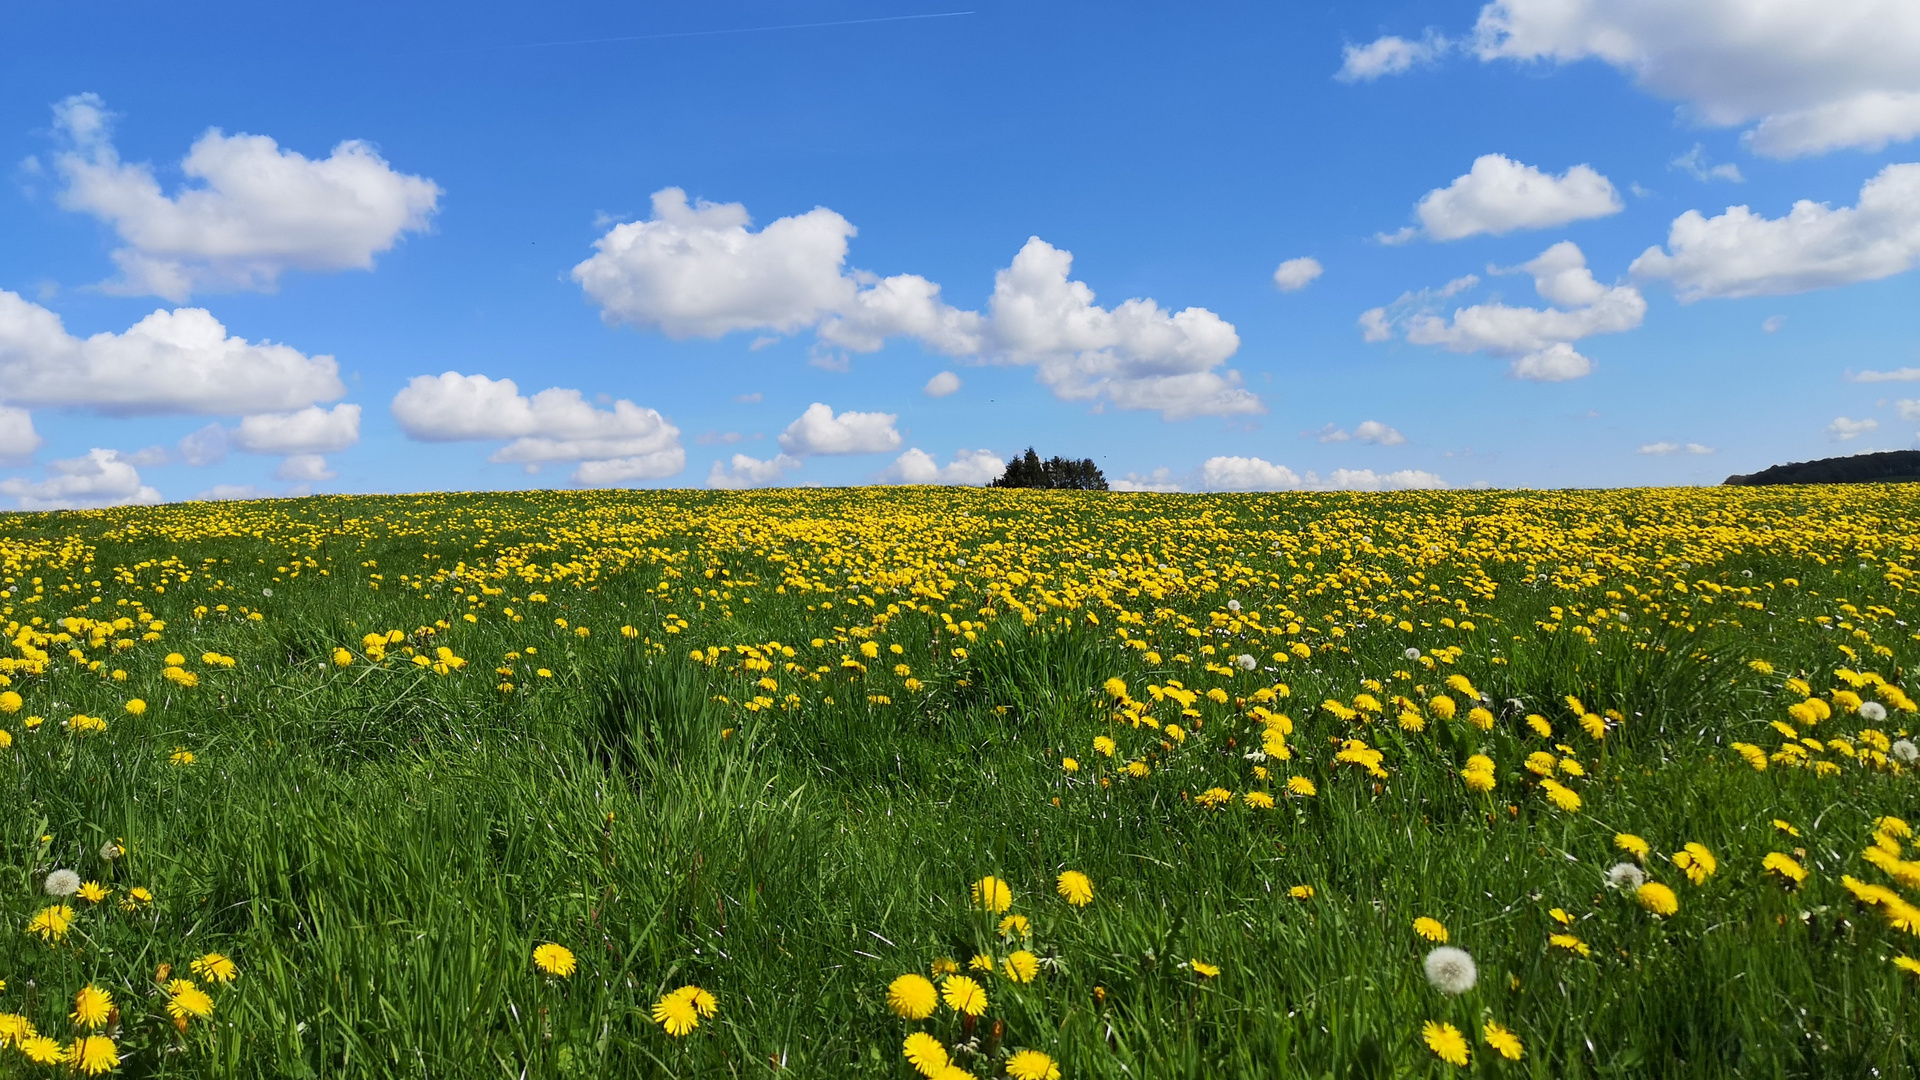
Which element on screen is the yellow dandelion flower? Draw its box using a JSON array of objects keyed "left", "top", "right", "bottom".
[
  {"left": 1423, "top": 1020, "right": 1470, "bottom": 1066},
  {"left": 1483, "top": 1020, "right": 1524, "bottom": 1060},
  {"left": 1673, "top": 843, "right": 1717, "bottom": 885},
  {"left": 930, "top": 956, "right": 959, "bottom": 977},
  {"left": 971, "top": 876, "right": 1013, "bottom": 913},
  {"left": 887, "top": 974, "right": 938, "bottom": 1019},
  {"left": 1877, "top": 816, "right": 1912, "bottom": 839},
  {"left": 1614, "top": 833, "right": 1650, "bottom": 861},
  {"left": 26, "top": 904, "right": 73, "bottom": 943},
  {"left": 998, "top": 914, "right": 1031, "bottom": 938},
  {"left": 1286, "top": 775, "right": 1316, "bottom": 797},
  {"left": 124, "top": 699, "right": 146, "bottom": 716},
  {"left": 169, "top": 748, "right": 195, "bottom": 766},
  {"left": 1539, "top": 778, "right": 1582, "bottom": 812},
  {"left": 1243, "top": 790, "right": 1275, "bottom": 809},
  {"left": 1763, "top": 852, "right": 1808, "bottom": 886},
  {"left": 903, "top": 1032, "right": 949, "bottom": 1077},
  {"left": 70, "top": 1035, "right": 120, "bottom": 1076},
  {"left": 0, "top": 1012, "right": 35, "bottom": 1048},
  {"left": 72, "top": 985, "right": 113, "bottom": 1029},
  {"left": 76, "top": 881, "right": 109, "bottom": 904},
  {"left": 1289, "top": 884, "right": 1315, "bottom": 899},
  {"left": 1056, "top": 870, "right": 1094, "bottom": 907},
  {"left": 191, "top": 952, "right": 239, "bottom": 983},
  {"left": 969, "top": 953, "right": 995, "bottom": 973},
  {"left": 650, "top": 991, "right": 700, "bottom": 1036},
  {"left": 1636, "top": 882, "right": 1679, "bottom": 917},
  {"left": 1413, "top": 917, "right": 1448, "bottom": 943},
  {"left": 1006, "top": 1049, "right": 1062, "bottom": 1080},
  {"left": 1190, "top": 958, "right": 1220, "bottom": 978},
  {"left": 533, "top": 942, "right": 576, "bottom": 977},
  {"left": 1894, "top": 956, "right": 1920, "bottom": 977},
  {"left": 941, "top": 974, "right": 988, "bottom": 1016},
  {"left": 20, "top": 1035, "right": 63, "bottom": 1065},
  {"left": 1549, "top": 933, "right": 1592, "bottom": 957},
  {"left": 1061, "top": 757, "right": 1079, "bottom": 772},
  {"left": 1003, "top": 950, "right": 1040, "bottom": 983},
  {"left": 164, "top": 979, "right": 214, "bottom": 1021},
  {"left": 1093, "top": 735, "right": 1116, "bottom": 757}
]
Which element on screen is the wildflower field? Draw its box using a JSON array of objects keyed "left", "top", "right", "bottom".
[{"left": 1, "top": 486, "right": 1918, "bottom": 1078}]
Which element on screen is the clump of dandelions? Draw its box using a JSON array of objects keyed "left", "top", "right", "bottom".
[
  {"left": 1423, "top": 946, "right": 1477, "bottom": 995},
  {"left": 1606, "top": 862, "right": 1647, "bottom": 890},
  {"left": 1893, "top": 739, "right": 1919, "bottom": 766},
  {"left": 44, "top": 869, "right": 81, "bottom": 898}
]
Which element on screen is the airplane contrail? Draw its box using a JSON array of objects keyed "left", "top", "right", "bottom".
[{"left": 464, "top": 11, "right": 976, "bottom": 53}]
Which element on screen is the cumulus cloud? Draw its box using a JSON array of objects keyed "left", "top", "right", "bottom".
[
  {"left": 0, "top": 291, "right": 343, "bottom": 415},
  {"left": 231, "top": 403, "right": 360, "bottom": 455},
  {"left": 192, "top": 483, "right": 271, "bottom": 501},
  {"left": 1364, "top": 241, "right": 1643, "bottom": 380},
  {"left": 1353, "top": 420, "right": 1407, "bottom": 445},
  {"left": 0, "top": 448, "right": 162, "bottom": 509},
  {"left": 707, "top": 452, "right": 801, "bottom": 489},
  {"left": 1672, "top": 144, "right": 1744, "bottom": 183},
  {"left": 1317, "top": 467, "right": 1447, "bottom": 491},
  {"left": 1391, "top": 154, "right": 1622, "bottom": 242},
  {"left": 1337, "top": 33, "right": 1449, "bottom": 81},
  {"left": 1273, "top": 257, "right": 1324, "bottom": 291},
  {"left": 1849, "top": 367, "right": 1920, "bottom": 382},
  {"left": 390, "top": 371, "right": 685, "bottom": 484},
  {"left": 1111, "top": 467, "right": 1182, "bottom": 492},
  {"left": 177, "top": 423, "right": 227, "bottom": 466},
  {"left": 1630, "top": 163, "right": 1920, "bottom": 301},
  {"left": 776, "top": 403, "right": 902, "bottom": 456},
  {"left": 1199, "top": 456, "right": 1303, "bottom": 491},
  {"left": 1638, "top": 441, "right": 1715, "bottom": 455},
  {"left": 1470, "top": 0, "right": 1920, "bottom": 158},
  {"left": 923, "top": 371, "right": 962, "bottom": 397},
  {"left": 0, "top": 407, "right": 43, "bottom": 463},
  {"left": 1896, "top": 399, "right": 1920, "bottom": 420},
  {"left": 1762, "top": 315, "right": 1786, "bottom": 333},
  {"left": 50, "top": 94, "right": 440, "bottom": 300},
  {"left": 880, "top": 448, "right": 1002, "bottom": 485},
  {"left": 575, "top": 190, "right": 1259, "bottom": 420},
  {"left": 274, "top": 453, "right": 336, "bottom": 483},
  {"left": 1829, "top": 416, "right": 1879, "bottom": 440}
]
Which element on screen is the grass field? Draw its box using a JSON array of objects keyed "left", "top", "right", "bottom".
[{"left": 1, "top": 486, "right": 1918, "bottom": 1078}]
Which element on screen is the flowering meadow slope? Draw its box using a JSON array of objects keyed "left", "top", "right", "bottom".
[{"left": 0, "top": 487, "right": 1917, "bottom": 1078}]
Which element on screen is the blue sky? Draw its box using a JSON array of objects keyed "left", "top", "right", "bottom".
[{"left": 3, "top": 0, "right": 1919, "bottom": 504}]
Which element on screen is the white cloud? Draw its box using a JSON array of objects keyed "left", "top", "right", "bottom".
[
  {"left": 734, "top": 391, "right": 764, "bottom": 403},
  {"left": 192, "top": 483, "right": 271, "bottom": 501},
  {"left": 1638, "top": 441, "right": 1715, "bottom": 455},
  {"left": 390, "top": 372, "right": 685, "bottom": 483},
  {"left": 1672, "top": 144, "right": 1744, "bottom": 183},
  {"left": 1353, "top": 419, "right": 1407, "bottom": 445},
  {"left": 1762, "top": 315, "right": 1786, "bottom": 333},
  {"left": 1829, "top": 416, "right": 1879, "bottom": 440},
  {"left": 1317, "top": 467, "right": 1447, "bottom": 491},
  {"left": 572, "top": 188, "right": 859, "bottom": 339},
  {"left": 1470, "top": 0, "right": 1920, "bottom": 158},
  {"left": 50, "top": 94, "right": 440, "bottom": 300},
  {"left": 0, "top": 448, "right": 161, "bottom": 509},
  {"left": 177, "top": 423, "right": 227, "bottom": 466},
  {"left": 1111, "top": 467, "right": 1182, "bottom": 492},
  {"left": 880, "top": 447, "right": 1002, "bottom": 485},
  {"left": 1337, "top": 33, "right": 1449, "bottom": 81},
  {"left": 0, "top": 291, "right": 343, "bottom": 416},
  {"left": 1401, "top": 154, "right": 1622, "bottom": 241},
  {"left": 1630, "top": 163, "right": 1920, "bottom": 301},
  {"left": 1314, "top": 423, "right": 1351, "bottom": 443},
  {"left": 231, "top": 403, "right": 360, "bottom": 455},
  {"left": 706, "top": 452, "right": 801, "bottom": 489},
  {"left": 574, "top": 190, "right": 1259, "bottom": 420},
  {"left": 923, "top": 371, "right": 962, "bottom": 397},
  {"left": 1199, "top": 456, "right": 1302, "bottom": 491},
  {"left": 0, "top": 407, "right": 42, "bottom": 463},
  {"left": 1273, "top": 257, "right": 1324, "bottom": 291},
  {"left": 1850, "top": 367, "right": 1920, "bottom": 382},
  {"left": 1369, "top": 241, "right": 1643, "bottom": 380},
  {"left": 776, "top": 402, "right": 901, "bottom": 456},
  {"left": 274, "top": 453, "right": 335, "bottom": 482}
]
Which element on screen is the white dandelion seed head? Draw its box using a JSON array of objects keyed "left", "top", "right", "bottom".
[
  {"left": 1893, "top": 739, "right": 1919, "bottom": 765},
  {"left": 1235, "top": 654, "right": 1258, "bottom": 671},
  {"left": 43, "top": 869, "right": 81, "bottom": 897},
  {"left": 1228, "top": 599, "right": 1242, "bottom": 613},
  {"left": 1859, "top": 701, "right": 1888, "bottom": 722},
  {"left": 1606, "top": 862, "right": 1646, "bottom": 890},
  {"left": 1404, "top": 648, "right": 1421, "bottom": 661},
  {"left": 261, "top": 588, "right": 273, "bottom": 597},
  {"left": 1617, "top": 611, "right": 1630, "bottom": 622},
  {"left": 1423, "top": 946, "right": 1477, "bottom": 995},
  {"left": 99, "top": 841, "right": 122, "bottom": 861}
]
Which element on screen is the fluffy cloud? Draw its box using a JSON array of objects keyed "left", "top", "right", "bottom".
[
  {"left": 923, "top": 371, "right": 962, "bottom": 397},
  {"left": 177, "top": 424, "right": 227, "bottom": 466},
  {"left": 0, "top": 407, "right": 42, "bottom": 463},
  {"left": 707, "top": 452, "right": 801, "bottom": 489},
  {"left": 1318, "top": 468, "right": 1447, "bottom": 491},
  {"left": 1638, "top": 441, "right": 1715, "bottom": 455},
  {"left": 573, "top": 188, "right": 859, "bottom": 339},
  {"left": 0, "top": 448, "right": 161, "bottom": 509},
  {"left": 1850, "top": 367, "right": 1920, "bottom": 382},
  {"left": 1365, "top": 241, "right": 1643, "bottom": 380},
  {"left": 1470, "top": 0, "right": 1920, "bottom": 158},
  {"left": 880, "top": 448, "right": 1002, "bottom": 485},
  {"left": 1111, "top": 467, "right": 1182, "bottom": 492},
  {"left": 0, "top": 291, "right": 343, "bottom": 415},
  {"left": 1337, "top": 33, "right": 1448, "bottom": 81},
  {"left": 1314, "top": 420, "right": 1406, "bottom": 445},
  {"left": 231, "top": 403, "right": 360, "bottom": 455},
  {"left": 1273, "top": 257, "right": 1324, "bottom": 291},
  {"left": 192, "top": 484, "right": 271, "bottom": 501},
  {"left": 274, "top": 453, "right": 336, "bottom": 482},
  {"left": 575, "top": 190, "right": 1259, "bottom": 420},
  {"left": 390, "top": 372, "right": 685, "bottom": 483},
  {"left": 1829, "top": 416, "right": 1879, "bottom": 440},
  {"left": 50, "top": 95, "right": 439, "bottom": 300},
  {"left": 1630, "top": 163, "right": 1920, "bottom": 301},
  {"left": 1390, "top": 155, "right": 1621, "bottom": 242},
  {"left": 1199, "top": 456, "right": 1303, "bottom": 492},
  {"left": 776, "top": 403, "right": 902, "bottom": 456},
  {"left": 1672, "top": 144, "right": 1744, "bottom": 183}
]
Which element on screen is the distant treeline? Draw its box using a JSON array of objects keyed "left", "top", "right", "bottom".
[{"left": 1723, "top": 450, "right": 1920, "bottom": 486}]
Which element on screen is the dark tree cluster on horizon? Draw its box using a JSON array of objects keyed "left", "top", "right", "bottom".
[{"left": 989, "top": 448, "right": 1109, "bottom": 491}]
